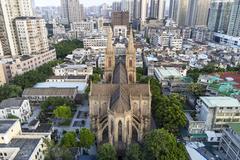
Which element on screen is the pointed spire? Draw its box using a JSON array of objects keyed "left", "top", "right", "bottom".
[
  {"left": 127, "top": 27, "right": 135, "bottom": 54},
  {"left": 106, "top": 27, "right": 114, "bottom": 54}
]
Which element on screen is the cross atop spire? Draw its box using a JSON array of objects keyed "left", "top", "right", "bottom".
[{"left": 106, "top": 27, "right": 114, "bottom": 54}]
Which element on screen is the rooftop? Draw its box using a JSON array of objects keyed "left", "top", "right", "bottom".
[
  {"left": 0, "top": 119, "right": 17, "bottom": 133},
  {"left": 155, "top": 67, "right": 182, "bottom": 79},
  {"left": 34, "top": 82, "right": 87, "bottom": 93},
  {"left": 0, "top": 98, "right": 26, "bottom": 109},
  {"left": 22, "top": 88, "right": 77, "bottom": 96},
  {"left": 0, "top": 138, "right": 41, "bottom": 160},
  {"left": 200, "top": 96, "right": 240, "bottom": 108}
]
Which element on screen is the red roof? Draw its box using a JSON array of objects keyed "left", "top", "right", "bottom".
[{"left": 219, "top": 72, "right": 240, "bottom": 89}]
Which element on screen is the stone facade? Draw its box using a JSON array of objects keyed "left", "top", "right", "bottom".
[{"left": 89, "top": 28, "right": 151, "bottom": 151}]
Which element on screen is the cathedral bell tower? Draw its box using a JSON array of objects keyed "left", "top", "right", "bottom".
[
  {"left": 104, "top": 27, "right": 115, "bottom": 83},
  {"left": 126, "top": 28, "right": 136, "bottom": 83}
]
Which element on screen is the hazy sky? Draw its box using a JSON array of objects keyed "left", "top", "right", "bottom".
[{"left": 35, "top": 0, "right": 117, "bottom": 7}]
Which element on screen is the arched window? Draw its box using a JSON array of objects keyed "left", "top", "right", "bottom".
[
  {"left": 129, "top": 74, "right": 133, "bottom": 82},
  {"left": 108, "top": 58, "right": 111, "bottom": 67},
  {"left": 118, "top": 121, "right": 122, "bottom": 142},
  {"left": 129, "top": 59, "right": 133, "bottom": 67}
]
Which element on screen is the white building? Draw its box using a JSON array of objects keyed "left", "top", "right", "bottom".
[
  {"left": 154, "top": 67, "right": 182, "bottom": 85},
  {"left": 197, "top": 96, "right": 240, "bottom": 131},
  {"left": 0, "top": 0, "right": 33, "bottom": 57},
  {"left": 170, "top": 36, "right": 183, "bottom": 51},
  {"left": 113, "top": 25, "right": 128, "bottom": 38},
  {"left": 0, "top": 98, "right": 31, "bottom": 122},
  {"left": 83, "top": 36, "right": 107, "bottom": 52},
  {"left": 15, "top": 17, "right": 49, "bottom": 55},
  {"left": 0, "top": 119, "right": 50, "bottom": 160},
  {"left": 71, "top": 21, "right": 94, "bottom": 33},
  {"left": 53, "top": 63, "right": 93, "bottom": 77}
]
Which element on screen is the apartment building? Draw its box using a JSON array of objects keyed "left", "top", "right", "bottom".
[
  {"left": 71, "top": 21, "right": 94, "bottom": 33},
  {"left": 53, "top": 63, "right": 93, "bottom": 77},
  {"left": 196, "top": 96, "right": 240, "bottom": 131},
  {"left": 0, "top": 98, "right": 31, "bottom": 122},
  {"left": 0, "top": 119, "right": 49, "bottom": 160},
  {"left": 219, "top": 123, "right": 240, "bottom": 160},
  {"left": 15, "top": 17, "right": 49, "bottom": 55},
  {"left": 0, "top": 0, "right": 33, "bottom": 57},
  {"left": 83, "top": 37, "right": 107, "bottom": 51},
  {"left": 0, "top": 49, "right": 56, "bottom": 85}
]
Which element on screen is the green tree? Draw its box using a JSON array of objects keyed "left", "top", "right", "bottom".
[
  {"left": 0, "top": 85, "right": 22, "bottom": 102},
  {"left": 41, "top": 97, "right": 73, "bottom": 112},
  {"left": 143, "top": 129, "right": 188, "bottom": 160},
  {"left": 97, "top": 143, "right": 117, "bottom": 160},
  {"left": 61, "top": 131, "right": 77, "bottom": 148},
  {"left": 79, "top": 128, "right": 95, "bottom": 149},
  {"left": 53, "top": 105, "right": 72, "bottom": 119},
  {"left": 188, "top": 83, "right": 206, "bottom": 96},
  {"left": 125, "top": 143, "right": 142, "bottom": 160},
  {"left": 54, "top": 40, "right": 84, "bottom": 59},
  {"left": 154, "top": 95, "right": 186, "bottom": 134}
]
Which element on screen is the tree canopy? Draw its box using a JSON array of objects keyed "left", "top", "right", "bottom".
[
  {"left": 97, "top": 143, "right": 117, "bottom": 160},
  {"left": 79, "top": 128, "right": 95, "bottom": 149},
  {"left": 188, "top": 83, "right": 206, "bottom": 97},
  {"left": 61, "top": 131, "right": 77, "bottom": 148},
  {"left": 0, "top": 85, "right": 22, "bottom": 102},
  {"left": 54, "top": 40, "right": 83, "bottom": 59},
  {"left": 124, "top": 143, "right": 143, "bottom": 160},
  {"left": 53, "top": 105, "right": 72, "bottom": 119},
  {"left": 143, "top": 129, "right": 188, "bottom": 160}
]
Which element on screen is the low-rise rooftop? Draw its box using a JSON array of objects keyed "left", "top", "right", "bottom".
[
  {"left": 0, "top": 119, "right": 17, "bottom": 133},
  {"left": 22, "top": 88, "right": 77, "bottom": 96},
  {"left": 0, "top": 98, "right": 26, "bottom": 109},
  {"left": 200, "top": 96, "right": 240, "bottom": 108}
]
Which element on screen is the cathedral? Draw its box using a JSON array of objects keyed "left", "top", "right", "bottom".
[{"left": 89, "top": 28, "right": 151, "bottom": 150}]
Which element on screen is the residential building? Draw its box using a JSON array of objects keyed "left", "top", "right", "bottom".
[
  {"left": 60, "top": 0, "right": 84, "bottom": 24},
  {"left": 113, "top": 25, "right": 128, "bottom": 37},
  {"left": 140, "top": 0, "right": 148, "bottom": 24},
  {"left": 22, "top": 88, "right": 78, "bottom": 103},
  {"left": 208, "top": 0, "right": 234, "bottom": 33},
  {"left": 0, "top": 98, "right": 31, "bottom": 122},
  {"left": 15, "top": 17, "right": 49, "bottom": 55},
  {"left": 219, "top": 123, "right": 240, "bottom": 160},
  {"left": 46, "top": 75, "right": 88, "bottom": 83},
  {"left": 112, "top": 1, "right": 122, "bottom": 11},
  {"left": 71, "top": 21, "right": 94, "bottom": 33},
  {"left": 111, "top": 11, "right": 129, "bottom": 27},
  {"left": 169, "top": 0, "right": 178, "bottom": 21},
  {"left": 0, "top": 119, "right": 49, "bottom": 160},
  {"left": 227, "top": 0, "right": 240, "bottom": 36},
  {"left": 0, "top": 0, "right": 33, "bottom": 57},
  {"left": 176, "top": 0, "right": 189, "bottom": 26},
  {"left": 150, "top": 0, "right": 165, "bottom": 20},
  {"left": 133, "top": 0, "right": 140, "bottom": 19},
  {"left": 53, "top": 63, "right": 93, "bottom": 77},
  {"left": 196, "top": 96, "right": 240, "bottom": 131},
  {"left": 83, "top": 36, "right": 107, "bottom": 51},
  {"left": 0, "top": 49, "right": 56, "bottom": 85}
]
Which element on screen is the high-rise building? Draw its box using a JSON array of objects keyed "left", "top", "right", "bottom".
[
  {"left": 120, "top": 0, "right": 134, "bottom": 21},
  {"left": 176, "top": 0, "right": 189, "bottom": 26},
  {"left": 112, "top": 1, "right": 122, "bottom": 11},
  {"left": 133, "top": 0, "right": 141, "bottom": 19},
  {"left": 140, "top": 0, "right": 148, "bottom": 23},
  {"left": 0, "top": 0, "right": 33, "bottom": 57},
  {"left": 15, "top": 17, "right": 49, "bottom": 55},
  {"left": 169, "top": 0, "right": 178, "bottom": 22},
  {"left": 208, "top": 0, "right": 233, "bottom": 34},
  {"left": 227, "top": 0, "right": 240, "bottom": 36},
  {"left": 186, "top": 0, "right": 210, "bottom": 26},
  {"left": 150, "top": 0, "right": 165, "bottom": 20},
  {"left": 112, "top": 11, "right": 130, "bottom": 27},
  {"left": 61, "top": 0, "right": 84, "bottom": 24}
]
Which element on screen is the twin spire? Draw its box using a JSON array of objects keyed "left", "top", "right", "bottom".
[{"left": 106, "top": 27, "right": 135, "bottom": 55}]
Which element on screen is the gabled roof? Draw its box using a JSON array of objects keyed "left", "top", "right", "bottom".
[{"left": 112, "top": 61, "right": 128, "bottom": 84}]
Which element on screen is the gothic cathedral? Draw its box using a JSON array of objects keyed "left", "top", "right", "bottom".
[{"left": 89, "top": 27, "right": 151, "bottom": 151}]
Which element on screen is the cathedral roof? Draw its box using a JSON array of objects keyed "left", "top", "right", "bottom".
[
  {"left": 110, "top": 85, "right": 130, "bottom": 113},
  {"left": 112, "top": 60, "right": 128, "bottom": 84}
]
